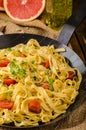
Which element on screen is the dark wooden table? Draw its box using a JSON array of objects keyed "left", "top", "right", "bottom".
[
  {"left": 70, "top": 0, "right": 86, "bottom": 65},
  {"left": 70, "top": 21, "right": 86, "bottom": 65}
]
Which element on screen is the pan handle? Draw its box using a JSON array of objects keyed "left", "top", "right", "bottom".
[{"left": 57, "top": 0, "right": 86, "bottom": 46}]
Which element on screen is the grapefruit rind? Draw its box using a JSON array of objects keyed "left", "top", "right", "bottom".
[
  {"left": 0, "top": 7, "right": 4, "bottom": 11},
  {"left": 3, "top": 0, "right": 46, "bottom": 22}
]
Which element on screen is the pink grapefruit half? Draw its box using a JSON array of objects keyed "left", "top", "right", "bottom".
[
  {"left": 0, "top": 0, "right": 4, "bottom": 11},
  {"left": 3, "top": 0, "right": 45, "bottom": 22}
]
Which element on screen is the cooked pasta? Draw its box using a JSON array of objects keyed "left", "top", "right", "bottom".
[{"left": 0, "top": 39, "right": 82, "bottom": 127}]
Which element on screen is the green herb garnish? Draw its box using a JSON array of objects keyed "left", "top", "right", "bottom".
[
  {"left": 33, "top": 76, "right": 37, "bottom": 80},
  {"left": 31, "top": 60, "right": 35, "bottom": 64},
  {"left": 48, "top": 79, "right": 54, "bottom": 91},
  {"left": 9, "top": 60, "right": 26, "bottom": 79},
  {"left": 5, "top": 91, "right": 13, "bottom": 95},
  {"left": 6, "top": 48, "right": 12, "bottom": 51}
]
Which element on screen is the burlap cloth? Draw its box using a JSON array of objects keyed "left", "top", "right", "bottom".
[{"left": 0, "top": 12, "right": 86, "bottom": 130}]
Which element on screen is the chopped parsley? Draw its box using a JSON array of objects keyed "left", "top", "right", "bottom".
[
  {"left": 48, "top": 79, "right": 53, "bottom": 86},
  {"left": 31, "top": 60, "right": 35, "bottom": 64},
  {"left": 6, "top": 48, "right": 12, "bottom": 51},
  {"left": 48, "top": 79, "right": 54, "bottom": 91},
  {"left": 33, "top": 76, "right": 37, "bottom": 80},
  {"left": 21, "top": 60, "right": 27, "bottom": 65},
  {"left": 5, "top": 91, "right": 13, "bottom": 95},
  {"left": 9, "top": 60, "right": 26, "bottom": 79}
]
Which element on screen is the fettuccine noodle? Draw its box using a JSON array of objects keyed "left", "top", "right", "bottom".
[{"left": 0, "top": 39, "right": 82, "bottom": 127}]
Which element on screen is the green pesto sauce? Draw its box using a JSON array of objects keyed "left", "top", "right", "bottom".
[{"left": 44, "top": 0, "right": 72, "bottom": 30}]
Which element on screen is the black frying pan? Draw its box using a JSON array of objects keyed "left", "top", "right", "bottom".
[{"left": 0, "top": 0, "right": 86, "bottom": 130}]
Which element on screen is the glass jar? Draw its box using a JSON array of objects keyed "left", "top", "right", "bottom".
[{"left": 40, "top": 0, "right": 72, "bottom": 30}]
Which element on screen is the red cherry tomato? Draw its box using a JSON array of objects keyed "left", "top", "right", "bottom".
[
  {"left": 28, "top": 100, "right": 41, "bottom": 113},
  {"left": 0, "top": 59, "right": 10, "bottom": 67},
  {"left": 3, "top": 78, "right": 16, "bottom": 86},
  {"left": 0, "top": 100, "right": 14, "bottom": 109},
  {"left": 44, "top": 60, "right": 50, "bottom": 69},
  {"left": 67, "top": 71, "right": 75, "bottom": 80}
]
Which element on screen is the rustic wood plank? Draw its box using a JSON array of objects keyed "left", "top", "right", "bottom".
[
  {"left": 72, "top": 1, "right": 86, "bottom": 65},
  {"left": 69, "top": 33, "right": 86, "bottom": 65}
]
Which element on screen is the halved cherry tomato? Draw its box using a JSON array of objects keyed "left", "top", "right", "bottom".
[
  {"left": 19, "top": 53, "right": 26, "bottom": 58},
  {"left": 67, "top": 71, "right": 75, "bottom": 80},
  {"left": 42, "top": 84, "right": 50, "bottom": 89},
  {"left": 3, "top": 78, "right": 16, "bottom": 86},
  {"left": 0, "top": 59, "right": 10, "bottom": 67},
  {"left": 28, "top": 100, "right": 41, "bottom": 113},
  {"left": 0, "top": 100, "right": 14, "bottom": 109},
  {"left": 44, "top": 60, "right": 50, "bottom": 69}
]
